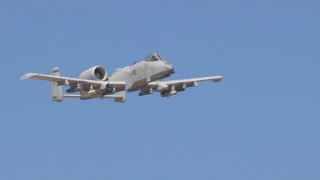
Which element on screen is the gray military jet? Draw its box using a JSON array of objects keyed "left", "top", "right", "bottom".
[{"left": 21, "top": 53, "right": 223, "bottom": 103}]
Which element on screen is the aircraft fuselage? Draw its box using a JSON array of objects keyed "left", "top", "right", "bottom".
[{"left": 109, "top": 55, "right": 174, "bottom": 92}]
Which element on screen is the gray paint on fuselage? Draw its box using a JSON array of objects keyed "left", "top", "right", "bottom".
[{"left": 109, "top": 55, "right": 174, "bottom": 92}]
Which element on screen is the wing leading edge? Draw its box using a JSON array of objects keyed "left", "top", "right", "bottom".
[
  {"left": 143, "top": 75, "right": 223, "bottom": 97},
  {"left": 155, "top": 76, "right": 222, "bottom": 85}
]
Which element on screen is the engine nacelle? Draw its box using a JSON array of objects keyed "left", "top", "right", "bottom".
[{"left": 79, "top": 66, "right": 108, "bottom": 81}]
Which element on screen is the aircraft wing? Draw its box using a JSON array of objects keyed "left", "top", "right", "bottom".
[
  {"left": 158, "top": 76, "right": 222, "bottom": 85},
  {"left": 20, "top": 73, "right": 126, "bottom": 88},
  {"left": 144, "top": 75, "right": 223, "bottom": 97},
  {"left": 148, "top": 76, "right": 222, "bottom": 87}
]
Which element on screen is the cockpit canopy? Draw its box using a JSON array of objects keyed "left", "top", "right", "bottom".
[{"left": 144, "top": 53, "right": 165, "bottom": 62}]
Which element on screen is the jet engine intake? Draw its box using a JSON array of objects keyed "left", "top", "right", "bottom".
[{"left": 79, "top": 66, "right": 108, "bottom": 81}]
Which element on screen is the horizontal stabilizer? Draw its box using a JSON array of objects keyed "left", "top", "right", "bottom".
[
  {"left": 63, "top": 91, "right": 126, "bottom": 103},
  {"left": 20, "top": 72, "right": 126, "bottom": 88},
  {"left": 63, "top": 94, "right": 123, "bottom": 99}
]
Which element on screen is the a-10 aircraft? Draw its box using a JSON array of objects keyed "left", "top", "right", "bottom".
[{"left": 21, "top": 53, "right": 223, "bottom": 103}]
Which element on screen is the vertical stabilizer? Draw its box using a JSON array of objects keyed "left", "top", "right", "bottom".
[{"left": 51, "top": 67, "right": 63, "bottom": 102}]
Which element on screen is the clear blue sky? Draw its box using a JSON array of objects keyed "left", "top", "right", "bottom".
[{"left": 1, "top": 1, "right": 319, "bottom": 180}]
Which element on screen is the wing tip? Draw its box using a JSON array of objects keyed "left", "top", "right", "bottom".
[
  {"left": 212, "top": 76, "right": 223, "bottom": 82},
  {"left": 20, "top": 73, "right": 36, "bottom": 80}
]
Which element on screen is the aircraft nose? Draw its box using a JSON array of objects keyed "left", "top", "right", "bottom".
[
  {"left": 166, "top": 63, "right": 174, "bottom": 70},
  {"left": 165, "top": 63, "right": 175, "bottom": 74}
]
